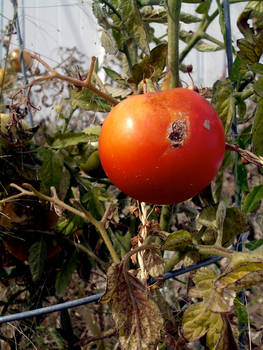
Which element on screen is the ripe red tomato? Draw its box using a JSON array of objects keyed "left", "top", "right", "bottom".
[{"left": 99, "top": 88, "right": 225, "bottom": 205}]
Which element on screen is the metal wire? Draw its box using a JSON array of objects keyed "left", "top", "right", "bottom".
[
  {"left": 12, "top": 0, "right": 34, "bottom": 128},
  {"left": 0, "top": 255, "right": 221, "bottom": 325}
]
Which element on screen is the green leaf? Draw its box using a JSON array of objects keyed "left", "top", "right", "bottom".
[
  {"left": 212, "top": 79, "right": 235, "bottom": 132},
  {"left": 237, "top": 124, "right": 252, "bottom": 149},
  {"left": 196, "top": 0, "right": 211, "bottom": 15},
  {"left": 254, "top": 78, "right": 263, "bottom": 97},
  {"left": 237, "top": 163, "right": 249, "bottom": 193},
  {"left": 199, "top": 206, "right": 248, "bottom": 247},
  {"left": 55, "top": 252, "right": 79, "bottom": 296},
  {"left": 242, "top": 184, "right": 263, "bottom": 212},
  {"left": 198, "top": 206, "right": 217, "bottom": 230},
  {"left": 84, "top": 187, "right": 105, "bottom": 220},
  {"left": 101, "top": 262, "right": 163, "bottom": 349},
  {"left": 245, "top": 1, "right": 263, "bottom": 32},
  {"left": 56, "top": 213, "right": 83, "bottom": 236},
  {"left": 252, "top": 99, "right": 263, "bottom": 156},
  {"left": 38, "top": 148, "right": 70, "bottom": 199},
  {"left": 180, "top": 12, "right": 201, "bottom": 24},
  {"left": 119, "top": 0, "right": 150, "bottom": 55},
  {"left": 50, "top": 131, "right": 99, "bottom": 149},
  {"left": 237, "top": 36, "right": 263, "bottom": 64},
  {"left": 28, "top": 239, "right": 47, "bottom": 281},
  {"left": 161, "top": 230, "right": 193, "bottom": 251},
  {"left": 103, "top": 67, "right": 121, "bottom": 80},
  {"left": 234, "top": 296, "right": 248, "bottom": 325},
  {"left": 195, "top": 41, "right": 222, "bottom": 52},
  {"left": 82, "top": 125, "right": 101, "bottom": 136},
  {"left": 69, "top": 88, "right": 111, "bottom": 112},
  {"left": 245, "top": 238, "right": 263, "bottom": 251},
  {"left": 129, "top": 43, "right": 167, "bottom": 84},
  {"left": 230, "top": 56, "right": 246, "bottom": 84},
  {"left": 249, "top": 62, "right": 263, "bottom": 75}
]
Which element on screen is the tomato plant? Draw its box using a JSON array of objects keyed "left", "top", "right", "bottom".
[{"left": 99, "top": 88, "right": 225, "bottom": 205}]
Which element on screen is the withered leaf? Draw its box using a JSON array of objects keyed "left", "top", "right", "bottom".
[
  {"left": 182, "top": 303, "right": 234, "bottom": 349},
  {"left": 189, "top": 268, "right": 230, "bottom": 313},
  {"left": 101, "top": 262, "right": 163, "bottom": 350},
  {"left": 207, "top": 314, "right": 238, "bottom": 350},
  {"left": 142, "top": 247, "right": 164, "bottom": 277},
  {"left": 215, "top": 261, "right": 263, "bottom": 289},
  {"left": 182, "top": 302, "right": 213, "bottom": 340}
]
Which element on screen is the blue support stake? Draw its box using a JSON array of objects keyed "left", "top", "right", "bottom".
[{"left": 223, "top": 1, "right": 245, "bottom": 349}]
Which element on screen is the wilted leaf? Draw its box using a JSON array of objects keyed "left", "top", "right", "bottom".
[
  {"left": 212, "top": 80, "right": 235, "bottom": 132},
  {"left": 216, "top": 201, "right": 226, "bottom": 240},
  {"left": 243, "top": 2, "right": 263, "bottom": 33},
  {"left": 101, "top": 263, "right": 163, "bottom": 349},
  {"left": 237, "top": 36, "right": 263, "bottom": 64},
  {"left": 142, "top": 247, "right": 164, "bottom": 277},
  {"left": 215, "top": 262, "right": 263, "bottom": 289},
  {"left": 101, "top": 30, "right": 118, "bottom": 55},
  {"left": 119, "top": 0, "right": 150, "bottom": 55},
  {"left": 252, "top": 99, "right": 263, "bottom": 156},
  {"left": 189, "top": 269, "right": 230, "bottom": 313},
  {"left": 105, "top": 85, "right": 132, "bottom": 99},
  {"left": 242, "top": 184, "right": 263, "bottom": 212},
  {"left": 199, "top": 206, "right": 248, "bottom": 247},
  {"left": 70, "top": 88, "right": 111, "bottom": 112},
  {"left": 192, "top": 268, "right": 218, "bottom": 291},
  {"left": 141, "top": 8, "right": 201, "bottom": 24},
  {"left": 50, "top": 132, "right": 99, "bottom": 149},
  {"left": 205, "top": 312, "right": 223, "bottom": 349},
  {"left": 28, "top": 239, "right": 47, "bottom": 281},
  {"left": 207, "top": 314, "right": 238, "bottom": 350},
  {"left": 195, "top": 41, "right": 222, "bottom": 52},
  {"left": 55, "top": 252, "right": 79, "bottom": 296},
  {"left": 182, "top": 302, "right": 213, "bottom": 340},
  {"left": 161, "top": 230, "right": 193, "bottom": 251}
]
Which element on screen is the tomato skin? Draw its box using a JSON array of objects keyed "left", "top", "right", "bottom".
[{"left": 99, "top": 88, "right": 225, "bottom": 205}]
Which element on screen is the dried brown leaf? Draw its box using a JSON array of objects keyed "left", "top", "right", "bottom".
[{"left": 101, "top": 262, "right": 163, "bottom": 350}]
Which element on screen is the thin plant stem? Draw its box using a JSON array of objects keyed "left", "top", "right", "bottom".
[
  {"left": 3, "top": 183, "right": 120, "bottom": 264},
  {"left": 167, "top": 0, "right": 182, "bottom": 88}
]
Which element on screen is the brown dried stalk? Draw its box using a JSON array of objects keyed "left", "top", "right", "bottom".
[
  {"left": 225, "top": 143, "right": 263, "bottom": 167},
  {"left": 9, "top": 55, "right": 119, "bottom": 106}
]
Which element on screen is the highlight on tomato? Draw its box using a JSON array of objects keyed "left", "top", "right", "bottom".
[{"left": 99, "top": 88, "right": 225, "bottom": 205}]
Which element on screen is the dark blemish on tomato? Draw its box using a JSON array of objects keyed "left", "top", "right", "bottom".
[{"left": 167, "top": 119, "right": 187, "bottom": 148}]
